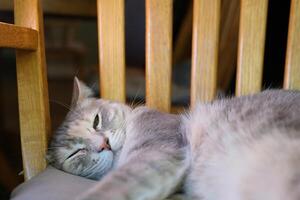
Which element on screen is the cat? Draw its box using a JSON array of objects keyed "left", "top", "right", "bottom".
[
  {"left": 47, "top": 77, "right": 300, "bottom": 200},
  {"left": 47, "top": 77, "right": 189, "bottom": 200}
]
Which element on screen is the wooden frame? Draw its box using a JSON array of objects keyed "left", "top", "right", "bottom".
[
  {"left": 14, "top": 0, "right": 50, "bottom": 180},
  {"left": 191, "top": 0, "right": 220, "bottom": 106},
  {"left": 284, "top": 0, "right": 300, "bottom": 90},
  {"left": 1, "top": 0, "right": 300, "bottom": 182},
  {"left": 235, "top": 0, "right": 268, "bottom": 96},
  {"left": 97, "top": 0, "right": 126, "bottom": 102},
  {"left": 0, "top": 22, "right": 37, "bottom": 50},
  {"left": 145, "top": 0, "right": 173, "bottom": 112}
]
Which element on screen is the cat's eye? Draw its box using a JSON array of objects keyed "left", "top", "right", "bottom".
[
  {"left": 66, "top": 148, "right": 86, "bottom": 160},
  {"left": 93, "top": 114, "right": 101, "bottom": 130}
]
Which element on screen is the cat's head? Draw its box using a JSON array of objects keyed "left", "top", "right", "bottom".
[{"left": 47, "top": 77, "right": 131, "bottom": 180}]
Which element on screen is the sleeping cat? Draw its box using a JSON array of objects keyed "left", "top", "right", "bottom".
[{"left": 47, "top": 77, "right": 300, "bottom": 200}]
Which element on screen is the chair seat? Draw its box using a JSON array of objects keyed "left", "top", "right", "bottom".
[{"left": 10, "top": 166, "right": 96, "bottom": 200}]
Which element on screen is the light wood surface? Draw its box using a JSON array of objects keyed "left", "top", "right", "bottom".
[
  {"left": 97, "top": 0, "right": 126, "bottom": 102},
  {"left": 284, "top": 0, "right": 300, "bottom": 90},
  {"left": 145, "top": 0, "right": 173, "bottom": 112},
  {"left": 0, "top": 22, "right": 37, "bottom": 50},
  {"left": 1, "top": 0, "right": 97, "bottom": 17},
  {"left": 236, "top": 0, "right": 268, "bottom": 96},
  {"left": 14, "top": 0, "right": 51, "bottom": 180},
  {"left": 191, "top": 0, "right": 220, "bottom": 106}
]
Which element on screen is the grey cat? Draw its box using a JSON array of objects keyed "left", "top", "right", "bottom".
[{"left": 47, "top": 78, "right": 300, "bottom": 200}]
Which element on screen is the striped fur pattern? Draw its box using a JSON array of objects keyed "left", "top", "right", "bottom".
[{"left": 47, "top": 78, "right": 132, "bottom": 179}]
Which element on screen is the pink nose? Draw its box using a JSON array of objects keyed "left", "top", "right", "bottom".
[{"left": 99, "top": 138, "right": 111, "bottom": 152}]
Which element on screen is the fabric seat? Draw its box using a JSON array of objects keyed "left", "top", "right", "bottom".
[{"left": 11, "top": 166, "right": 96, "bottom": 200}]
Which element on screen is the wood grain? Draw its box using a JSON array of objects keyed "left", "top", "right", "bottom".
[
  {"left": 191, "top": 0, "right": 220, "bottom": 106},
  {"left": 146, "top": 0, "right": 173, "bottom": 112},
  {"left": 284, "top": 0, "right": 300, "bottom": 90},
  {"left": 236, "top": 0, "right": 268, "bottom": 96},
  {"left": 1, "top": 0, "right": 97, "bottom": 17},
  {"left": 97, "top": 0, "right": 126, "bottom": 102},
  {"left": 14, "top": 0, "right": 51, "bottom": 180},
  {"left": 0, "top": 22, "right": 37, "bottom": 50}
]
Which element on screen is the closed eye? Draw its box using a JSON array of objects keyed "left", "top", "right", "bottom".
[{"left": 66, "top": 148, "right": 86, "bottom": 160}]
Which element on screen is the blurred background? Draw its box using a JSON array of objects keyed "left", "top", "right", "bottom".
[{"left": 0, "top": 0, "right": 291, "bottom": 198}]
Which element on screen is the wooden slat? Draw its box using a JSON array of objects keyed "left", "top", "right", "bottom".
[
  {"left": 15, "top": 0, "right": 51, "bottom": 180},
  {"left": 284, "top": 0, "right": 300, "bottom": 90},
  {"left": 0, "top": 22, "right": 37, "bottom": 50},
  {"left": 97, "top": 0, "right": 125, "bottom": 102},
  {"left": 191, "top": 0, "right": 220, "bottom": 106},
  {"left": 146, "top": 0, "right": 173, "bottom": 112},
  {"left": 236, "top": 0, "right": 268, "bottom": 96},
  {"left": 1, "top": 0, "right": 97, "bottom": 17}
]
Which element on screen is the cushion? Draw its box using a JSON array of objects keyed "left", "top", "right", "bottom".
[{"left": 10, "top": 166, "right": 97, "bottom": 200}]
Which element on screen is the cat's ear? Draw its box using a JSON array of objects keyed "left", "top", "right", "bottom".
[{"left": 71, "top": 77, "right": 94, "bottom": 108}]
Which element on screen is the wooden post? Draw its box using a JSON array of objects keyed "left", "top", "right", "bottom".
[
  {"left": 97, "top": 0, "right": 126, "bottom": 102},
  {"left": 14, "top": 0, "right": 50, "bottom": 180},
  {"left": 236, "top": 0, "right": 268, "bottom": 96},
  {"left": 145, "top": 0, "right": 173, "bottom": 112},
  {"left": 191, "top": 0, "right": 220, "bottom": 106},
  {"left": 284, "top": 0, "right": 300, "bottom": 90}
]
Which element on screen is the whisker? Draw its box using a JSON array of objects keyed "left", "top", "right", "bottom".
[
  {"left": 50, "top": 99, "right": 71, "bottom": 110},
  {"left": 87, "top": 128, "right": 93, "bottom": 134},
  {"left": 90, "top": 81, "right": 98, "bottom": 92},
  {"left": 131, "top": 98, "right": 145, "bottom": 108},
  {"left": 50, "top": 99, "right": 82, "bottom": 118},
  {"left": 47, "top": 146, "right": 64, "bottom": 150},
  {"left": 130, "top": 85, "right": 143, "bottom": 107},
  {"left": 74, "top": 65, "right": 82, "bottom": 78}
]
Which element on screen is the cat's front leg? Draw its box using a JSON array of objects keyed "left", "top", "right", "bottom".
[{"left": 77, "top": 151, "right": 188, "bottom": 200}]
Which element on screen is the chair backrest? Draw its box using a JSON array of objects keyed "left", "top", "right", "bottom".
[
  {"left": 0, "top": 0, "right": 300, "bottom": 181},
  {"left": 0, "top": 0, "right": 49, "bottom": 180}
]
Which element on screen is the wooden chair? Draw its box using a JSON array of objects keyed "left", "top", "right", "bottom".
[{"left": 0, "top": 0, "right": 300, "bottom": 182}]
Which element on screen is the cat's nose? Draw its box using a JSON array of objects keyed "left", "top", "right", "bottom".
[{"left": 98, "top": 138, "right": 111, "bottom": 152}]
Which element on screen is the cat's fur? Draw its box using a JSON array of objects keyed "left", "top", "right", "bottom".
[
  {"left": 47, "top": 78, "right": 300, "bottom": 200},
  {"left": 185, "top": 90, "right": 300, "bottom": 199}
]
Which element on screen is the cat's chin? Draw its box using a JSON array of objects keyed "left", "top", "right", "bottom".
[
  {"left": 62, "top": 150, "right": 114, "bottom": 180},
  {"left": 85, "top": 150, "right": 114, "bottom": 180}
]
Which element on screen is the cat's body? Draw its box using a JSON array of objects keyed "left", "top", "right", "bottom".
[
  {"left": 186, "top": 90, "right": 300, "bottom": 199},
  {"left": 47, "top": 78, "right": 300, "bottom": 200},
  {"left": 83, "top": 107, "right": 189, "bottom": 200}
]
